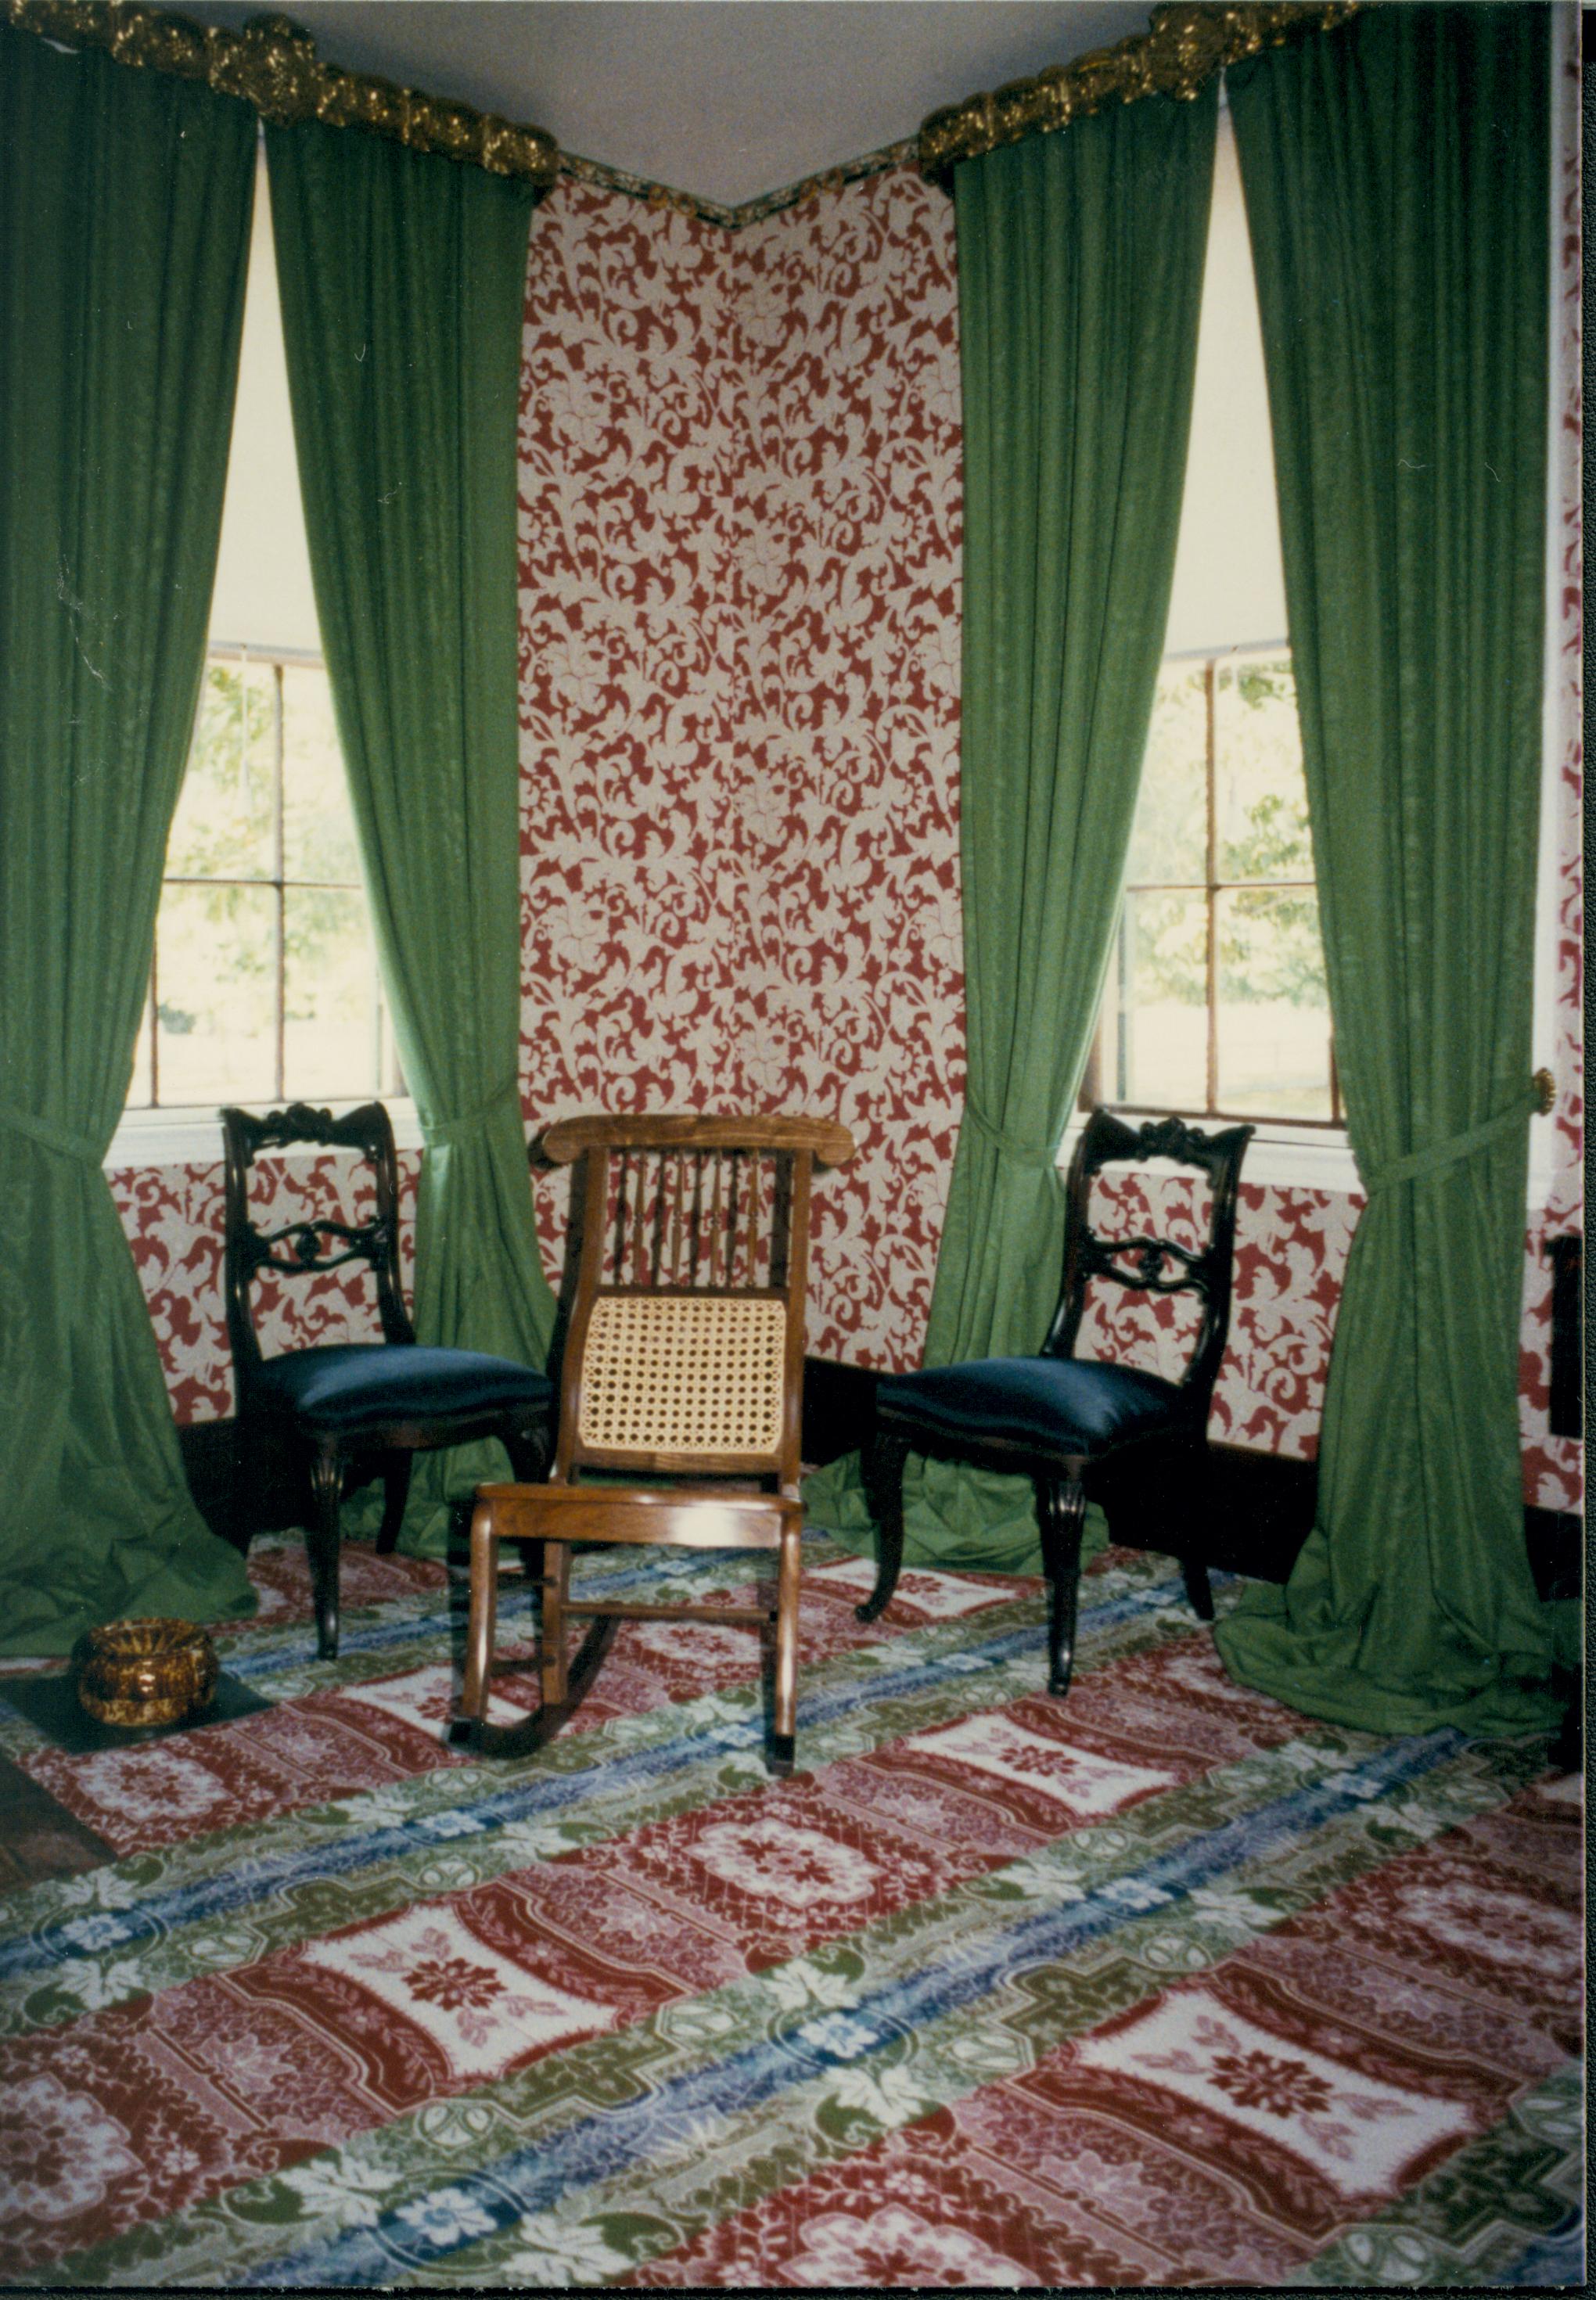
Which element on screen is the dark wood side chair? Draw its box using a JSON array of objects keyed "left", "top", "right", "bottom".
[
  {"left": 860, "top": 1108, "right": 1253, "bottom": 1697},
  {"left": 221, "top": 1100, "right": 554, "bottom": 1660},
  {"left": 455, "top": 1112, "right": 854, "bottom": 1776}
]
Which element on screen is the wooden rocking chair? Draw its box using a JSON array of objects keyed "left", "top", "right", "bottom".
[{"left": 455, "top": 1114, "right": 854, "bottom": 1774}]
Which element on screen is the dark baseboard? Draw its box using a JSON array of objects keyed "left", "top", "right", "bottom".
[
  {"left": 178, "top": 1418, "right": 300, "bottom": 1555},
  {"left": 1202, "top": 1443, "right": 1317, "bottom": 1584},
  {"left": 1525, "top": 1504, "right": 1583, "bottom": 1605}
]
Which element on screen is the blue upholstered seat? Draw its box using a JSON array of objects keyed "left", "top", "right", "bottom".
[
  {"left": 253, "top": 1343, "right": 552, "bottom": 1432},
  {"left": 875, "top": 1355, "right": 1188, "bottom": 1458}
]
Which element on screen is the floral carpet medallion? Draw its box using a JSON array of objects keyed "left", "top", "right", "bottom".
[{"left": 0, "top": 1534, "right": 1581, "bottom": 2287}]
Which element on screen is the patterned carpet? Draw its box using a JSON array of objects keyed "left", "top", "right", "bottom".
[{"left": 0, "top": 1530, "right": 1583, "bottom": 2288}]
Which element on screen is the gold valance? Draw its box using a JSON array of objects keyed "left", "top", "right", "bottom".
[
  {"left": 5, "top": 2, "right": 561, "bottom": 192},
  {"left": 918, "top": 1, "right": 1360, "bottom": 187}
]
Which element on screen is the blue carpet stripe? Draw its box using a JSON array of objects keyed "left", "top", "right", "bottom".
[
  {"left": 217, "top": 1541, "right": 1069, "bottom": 1681},
  {"left": 0, "top": 1581, "right": 1179, "bottom": 1982},
  {"left": 1495, "top": 2216, "right": 1585, "bottom": 2287},
  {"left": 240, "top": 1726, "right": 1464, "bottom": 2287},
  {"left": 217, "top": 1551, "right": 762, "bottom": 1680}
]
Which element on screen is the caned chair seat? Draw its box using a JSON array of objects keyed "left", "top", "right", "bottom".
[
  {"left": 222, "top": 1101, "right": 552, "bottom": 1659},
  {"left": 861, "top": 1109, "right": 1253, "bottom": 1698},
  {"left": 455, "top": 1113, "right": 854, "bottom": 1775}
]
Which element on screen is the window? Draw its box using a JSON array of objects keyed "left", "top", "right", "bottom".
[
  {"left": 109, "top": 142, "right": 414, "bottom": 1159},
  {"left": 1097, "top": 648, "right": 1336, "bottom": 1125},
  {"left": 125, "top": 649, "right": 401, "bottom": 1112},
  {"left": 1085, "top": 105, "right": 1339, "bottom": 1150}
]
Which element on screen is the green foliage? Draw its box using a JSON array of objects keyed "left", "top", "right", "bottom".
[
  {"left": 1127, "top": 655, "right": 1327, "bottom": 1012},
  {"left": 149, "top": 661, "right": 380, "bottom": 1098}
]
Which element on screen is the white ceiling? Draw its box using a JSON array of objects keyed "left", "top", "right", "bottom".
[{"left": 177, "top": 2, "right": 1153, "bottom": 208}]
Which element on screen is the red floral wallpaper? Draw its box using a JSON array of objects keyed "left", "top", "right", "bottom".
[
  {"left": 513, "top": 169, "right": 966, "bottom": 1369},
  {"left": 109, "top": 1153, "right": 419, "bottom": 1425},
  {"left": 113, "top": 144, "right": 1580, "bottom": 1513}
]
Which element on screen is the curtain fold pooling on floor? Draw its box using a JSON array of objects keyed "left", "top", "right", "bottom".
[
  {"left": 808, "top": 80, "right": 1217, "bottom": 1574},
  {"left": 266, "top": 120, "right": 555, "bottom": 1556},
  {"left": 0, "top": 23, "right": 257, "bottom": 1653},
  {"left": 1214, "top": 2, "right": 1559, "bottom": 1734}
]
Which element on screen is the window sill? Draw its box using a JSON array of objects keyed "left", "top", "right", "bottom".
[
  {"left": 1062, "top": 1112, "right": 1560, "bottom": 1211},
  {"left": 104, "top": 1098, "right": 424, "bottom": 1171},
  {"left": 1062, "top": 1113, "right": 1359, "bottom": 1195}
]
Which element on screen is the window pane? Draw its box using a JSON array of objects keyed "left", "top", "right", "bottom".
[
  {"left": 1124, "top": 663, "right": 1206, "bottom": 886},
  {"left": 166, "top": 662, "right": 276, "bottom": 880},
  {"left": 283, "top": 886, "right": 382, "bottom": 1098},
  {"left": 1111, "top": 889, "right": 1208, "bottom": 1110},
  {"left": 153, "top": 881, "right": 277, "bottom": 1105},
  {"left": 1216, "top": 884, "right": 1332, "bottom": 1118},
  {"left": 281, "top": 662, "right": 362, "bottom": 884},
  {"left": 1214, "top": 655, "right": 1313, "bottom": 882}
]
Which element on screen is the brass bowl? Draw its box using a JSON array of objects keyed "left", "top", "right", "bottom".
[{"left": 76, "top": 1618, "right": 219, "bottom": 1728}]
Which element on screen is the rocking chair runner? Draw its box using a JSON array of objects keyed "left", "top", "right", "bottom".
[
  {"left": 456, "top": 1113, "right": 854, "bottom": 1774},
  {"left": 861, "top": 1108, "right": 1253, "bottom": 1696}
]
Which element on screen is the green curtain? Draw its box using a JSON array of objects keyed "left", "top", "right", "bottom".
[
  {"left": 0, "top": 25, "right": 257, "bottom": 1652},
  {"left": 265, "top": 120, "right": 555, "bottom": 1556},
  {"left": 1214, "top": 5, "right": 1559, "bottom": 1734},
  {"left": 808, "top": 84, "right": 1217, "bottom": 1574}
]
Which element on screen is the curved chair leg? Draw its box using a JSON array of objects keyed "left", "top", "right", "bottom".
[
  {"left": 768, "top": 1522, "right": 802, "bottom": 1777},
  {"left": 857, "top": 1430, "right": 910, "bottom": 1623},
  {"left": 306, "top": 1441, "right": 344, "bottom": 1661},
  {"left": 375, "top": 1450, "right": 413, "bottom": 1557},
  {"left": 1036, "top": 1474, "right": 1087, "bottom": 1698}
]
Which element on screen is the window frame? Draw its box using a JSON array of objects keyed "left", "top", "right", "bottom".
[
  {"left": 1070, "top": 631, "right": 1565, "bottom": 1206},
  {"left": 1085, "top": 638, "right": 1346, "bottom": 1151},
  {"left": 107, "top": 641, "right": 419, "bottom": 1169}
]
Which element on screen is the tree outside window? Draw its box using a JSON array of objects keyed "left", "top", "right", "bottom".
[{"left": 1095, "top": 648, "right": 1338, "bottom": 1125}]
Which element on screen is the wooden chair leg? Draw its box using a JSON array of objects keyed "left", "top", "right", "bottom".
[
  {"left": 375, "top": 1450, "right": 413, "bottom": 1556},
  {"left": 1036, "top": 1473, "right": 1087, "bottom": 1698},
  {"left": 459, "top": 1498, "right": 500, "bottom": 1723},
  {"left": 501, "top": 1428, "right": 548, "bottom": 1600},
  {"left": 1181, "top": 1555, "right": 1216, "bottom": 1621},
  {"left": 857, "top": 1430, "right": 910, "bottom": 1623},
  {"left": 306, "top": 1441, "right": 344, "bottom": 1661},
  {"left": 769, "top": 1522, "right": 802, "bottom": 1777},
  {"left": 1177, "top": 1433, "right": 1217, "bottom": 1619},
  {"left": 541, "top": 1541, "right": 570, "bottom": 1706}
]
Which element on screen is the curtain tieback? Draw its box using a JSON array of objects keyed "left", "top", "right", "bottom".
[
  {"left": 419, "top": 1078, "right": 520, "bottom": 1152},
  {"left": 1361, "top": 1083, "right": 1544, "bottom": 1198},
  {"left": 0, "top": 1102, "right": 102, "bottom": 1164},
  {"left": 961, "top": 1098, "right": 1059, "bottom": 1166}
]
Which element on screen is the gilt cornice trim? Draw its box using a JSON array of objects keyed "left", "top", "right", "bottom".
[
  {"left": 560, "top": 138, "right": 918, "bottom": 234},
  {"left": 5, "top": 1, "right": 561, "bottom": 192},
  {"left": 918, "top": 1, "right": 1361, "bottom": 188}
]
